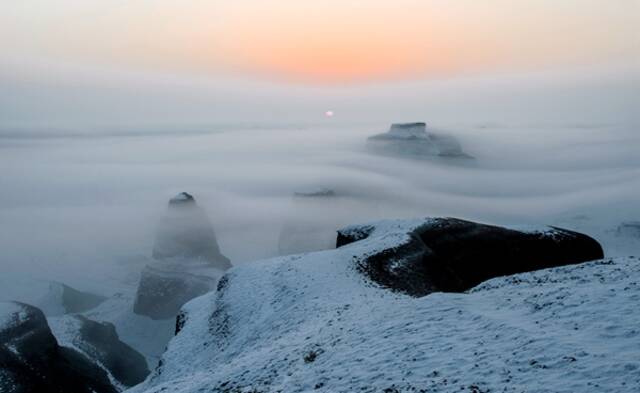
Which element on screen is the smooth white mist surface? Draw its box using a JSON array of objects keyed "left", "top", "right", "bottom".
[{"left": 0, "top": 122, "right": 638, "bottom": 299}]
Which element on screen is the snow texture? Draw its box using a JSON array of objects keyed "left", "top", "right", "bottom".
[
  {"left": 129, "top": 218, "right": 640, "bottom": 393},
  {"left": 0, "top": 302, "right": 25, "bottom": 330}
]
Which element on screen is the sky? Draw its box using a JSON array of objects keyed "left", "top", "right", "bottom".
[{"left": 0, "top": 0, "right": 638, "bottom": 126}]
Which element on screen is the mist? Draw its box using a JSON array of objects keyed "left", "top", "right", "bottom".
[{"left": 1, "top": 114, "right": 639, "bottom": 299}]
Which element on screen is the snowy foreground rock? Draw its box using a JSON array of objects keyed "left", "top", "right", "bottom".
[
  {"left": 337, "top": 218, "right": 603, "bottom": 295},
  {"left": 134, "top": 193, "right": 229, "bottom": 320},
  {"left": 368, "top": 122, "right": 472, "bottom": 159},
  {"left": 48, "top": 314, "right": 150, "bottom": 389},
  {"left": 0, "top": 302, "right": 117, "bottom": 393},
  {"left": 128, "top": 218, "right": 640, "bottom": 393}
]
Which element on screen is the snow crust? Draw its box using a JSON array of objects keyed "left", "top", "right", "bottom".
[
  {"left": 0, "top": 302, "right": 24, "bottom": 330},
  {"left": 128, "top": 218, "right": 640, "bottom": 393}
]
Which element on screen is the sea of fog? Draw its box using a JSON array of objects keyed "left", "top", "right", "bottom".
[{"left": 0, "top": 122, "right": 639, "bottom": 298}]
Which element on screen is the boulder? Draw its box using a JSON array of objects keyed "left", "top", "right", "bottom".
[
  {"left": 368, "top": 122, "right": 472, "bottom": 158},
  {"left": 48, "top": 315, "right": 150, "bottom": 388},
  {"left": 152, "top": 192, "right": 230, "bottom": 270},
  {"left": 0, "top": 302, "right": 117, "bottom": 393},
  {"left": 337, "top": 217, "right": 604, "bottom": 295},
  {"left": 133, "top": 260, "right": 221, "bottom": 320}
]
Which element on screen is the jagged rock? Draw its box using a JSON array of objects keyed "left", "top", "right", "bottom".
[
  {"left": 368, "top": 122, "right": 472, "bottom": 158},
  {"left": 0, "top": 302, "right": 117, "bottom": 393},
  {"left": 133, "top": 193, "right": 228, "bottom": 320},
  {"left": 278, "top": 188, "right": 340, "bottom": 255},
  {"left": 152, "top": 192, "right": 230, "bottom": 269},
  {"left": 337, "top": 217, "right": 604, "bottom": 295},
  {"left": 133, "top": 260, "right": 221, "bottom": 320},
  {"left": 48, "top": 315, "right": 150, "bottom": 388}
]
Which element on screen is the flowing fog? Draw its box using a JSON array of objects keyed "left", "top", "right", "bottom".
[{"left": 0, "top": 120, "right": 639, "bottom": 300}]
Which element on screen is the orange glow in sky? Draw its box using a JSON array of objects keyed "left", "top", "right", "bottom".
[{"left": 1, "top": 1, "right": 637, "bottom": 84}]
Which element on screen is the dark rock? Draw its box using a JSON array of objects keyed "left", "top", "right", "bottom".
[
  {"left": 60, "top": 284, "right": 107, "bottom": 314},
  {"left": 153, "top": 192, "right": 231, "bottom": 269},
  {"left": 368, "top": 122, "right": 472, "bottom": 159},
  {"left": 51, "top": 315, "right": 150, "bottom": 387},
  {"left": 337, "top": 218, "right": 604, "bottom": 295},
  {"left": 0, "top": 302, "right": 117, "bottom": 393},
  {"left": 133, "top": 193, "right": 228, "bottom": 320},
  {"left": 133, "top": 261, "right": 219, "bottom": 320}
]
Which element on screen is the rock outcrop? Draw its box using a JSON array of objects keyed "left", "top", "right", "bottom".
[
  {"left": 133, "top": 260, "right": 220, "bottom": 320},
  {"left": 127, "top": 217, "right": 634, "bottom": 393},
  {"left": 37, "top": 282, "right": 106, "bottom": 316},
  {"left": 134, "top": 193, "right": 228, "bottom": 320},
  {"left": 368, "top": 122, "right": 472, "bottom": 158},
  {"left": 337, "top": 218, "right": 604, "bottom": 295},
  {"left": 48, "top": 315, "right": 150, "bottom": 388},
  {"left": 152, "top": 192, "right": 230, "bottom": 269},
  {"left": 0, "top": 302, "right": 117, "bottom": 393}
]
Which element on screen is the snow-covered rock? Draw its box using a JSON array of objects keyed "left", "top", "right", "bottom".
[
  {"left": 38, "top": 281, "right": 107, "bottom": 316},
  {"left": 48, "top": 314, "right": 150, "bottom": 389},
  {"left": 128, "top": 218, "right": 636, "bottom": 393},
  {"left": 82, "top": 291, "right": 175, "bottom": 367},
  {"left": 337, "top": 218, "right": 604, "bottom": 295},
  {"left": 0, "top": 302, "right": 117, "bottom": 393},
  {"left": 368, "top": 122, "right": 472, "bottom": 158}
]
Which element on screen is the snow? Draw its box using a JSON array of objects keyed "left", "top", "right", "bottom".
[
  {"left": 48, "top": 315, "right": 128, "bottom": 392},
  {"left": 128, "top": 219, "right": 640, "bottom": 393},
  {"left": 81, "top": 291, "right": 175, "bottom": 367},
  {"left": 0, "top": 302, "right": 24, "bottom": 330}
]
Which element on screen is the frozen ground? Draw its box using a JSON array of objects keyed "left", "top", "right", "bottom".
[{"left": 129, "top": 231, "right": 640, "bottom": 392}]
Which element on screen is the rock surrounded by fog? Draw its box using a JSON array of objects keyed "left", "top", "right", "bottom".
[
  {"left": 134, "top": 193, "right": 227, "bottom": 320},
  {"left": 152, "top": 192, "right": 230, "bottom": 269},
  {"left": 129, "top": 218, "right": 636, "bottom": 393},
  {"left": 617, "top": 221, "right": 640, "bottom": 238},
  {"left": 337, "top": 218, "right": 604, "bottom": 296},
  {"left": 39, "top": 282, "right": 106, "bottom": 316},
  {"left": 48, "top": 314, "right": 150, "bottom": 388},
  {"left": 134, "top": 260, "right": 221, "bottom": 320},
  {"left": 0, "top": 302, "right": 117, "bottom": 393},
  {"left": 368, "top": 122, "right": 472, "bottom": 158},
  {"left": 278, "top": 188, "right": 340, "bottom": 255}
]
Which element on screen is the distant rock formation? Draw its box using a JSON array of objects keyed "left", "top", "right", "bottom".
[
  {"left": 368, "top": 122, "right": 472, "bottom": 159},
  {"left": 152, "top": 192, "right": 230, "bottom": 269},
  {"left": 37, "top": 282, "right": 107, "bottom": 316},
  {"left": 134, "top": 193, "right": 228, "bottom": 320},
  {"left": 48, "top": 314, "right": 150, "bottom": 388},
  {"left": 0, "top": 302, "right": 117, "bottom": 393},
  {"left": 337, "top": 218, "right": 604, "bottom": 295},
  {"left": 133, "top": 260, "right": 220, "bottom": 320},
  {"left": 278, "top": 188, "right": 340, "bottom": 255},
  {"left": 617, "top": 221, "right": 640, "bottom": 238}
]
